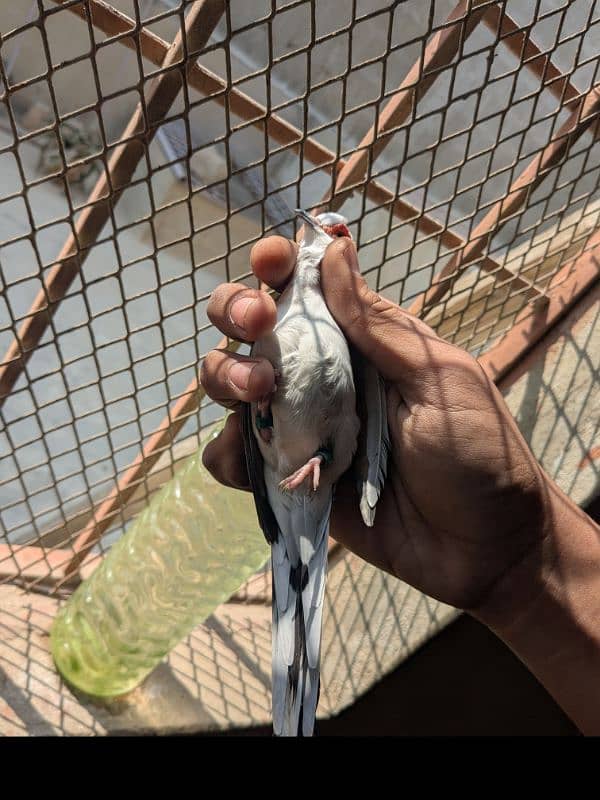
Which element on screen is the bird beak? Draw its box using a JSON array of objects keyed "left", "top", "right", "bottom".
[{"left": 295, "top": 209, "right": 322, "bottom": 231}]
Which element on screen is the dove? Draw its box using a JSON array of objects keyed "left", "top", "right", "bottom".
[{"left": 241, "top": 209, "right": 389, "bottom": 736}]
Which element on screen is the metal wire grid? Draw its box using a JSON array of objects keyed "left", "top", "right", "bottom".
[{"left": 0, "top": 0, "right": 599, "bottom": 596}]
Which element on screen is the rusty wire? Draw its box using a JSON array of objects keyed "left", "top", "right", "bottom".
[{"left": 0, "top": 0, "right": 599, "bottom": 596}]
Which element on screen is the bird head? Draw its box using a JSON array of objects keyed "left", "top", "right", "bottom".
[{"left": 295, "top": 209, "right": 352, "bottom": 248}]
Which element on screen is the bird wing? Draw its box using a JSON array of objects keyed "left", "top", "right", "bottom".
[
  {"left": 351, "top": 347, "right": 390, "bottom": 527},
  {"left": 268, "top": 484, "right": 332, "bottom": 736},
  {"left": 240, "top": 401, "right": 280, "bottom": 544}
]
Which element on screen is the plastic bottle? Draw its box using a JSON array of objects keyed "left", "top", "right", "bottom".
[{"left": 50, "top": 424, "right": 269, "bottom": 698}]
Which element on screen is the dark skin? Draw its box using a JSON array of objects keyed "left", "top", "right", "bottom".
[
  {"left": 201, "top": 235, "right": 549, "bottom": 612},
  {"left": 201, "top": 235, "right": 600, "bottom": 733}
]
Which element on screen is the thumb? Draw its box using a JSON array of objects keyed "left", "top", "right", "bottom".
[{"left": 320, "top": 238, "right": 444, "bottom": 387}]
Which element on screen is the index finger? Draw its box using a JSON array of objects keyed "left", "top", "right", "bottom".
[{"left": 205, "top": 235, "right": 298, "bottom": 344}]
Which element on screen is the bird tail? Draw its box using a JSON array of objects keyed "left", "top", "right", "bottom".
[{"left": 270, "top": 495, "right": 331, "bottom": 737}]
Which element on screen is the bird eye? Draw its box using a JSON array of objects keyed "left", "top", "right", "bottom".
[{"left": 332, "top": 225, "right": 348, "bottom": 237}]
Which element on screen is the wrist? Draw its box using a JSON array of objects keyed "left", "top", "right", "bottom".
[{"left": 472, "top": 479, "right": 600, "bottom": 734}]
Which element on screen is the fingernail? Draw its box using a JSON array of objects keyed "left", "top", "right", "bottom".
[
  {"left": 342, "top": 241, "right": 359, "bottom": 272},
  {"left": 228, "top": 360, "right": 257, "bottom": 391},
  {"left": 229, "top": 295, "right": 256, "bottom": 332}
]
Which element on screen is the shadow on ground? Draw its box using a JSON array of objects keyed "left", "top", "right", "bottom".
[{"left": 202, "top": 613, "right": 579, "bottom": 737}]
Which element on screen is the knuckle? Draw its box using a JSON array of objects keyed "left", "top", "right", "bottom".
[
  {"left": 199, "top": 351, "right": 218, "bottom": 388},
  {"left": 360, "top": 288, "right": 404, "bottom": 343},
  {"left": 199, "top": 355, "right": 209, "bottom": 384},
  {"left": 247, "top": 358, "right": 275, "bottom": 396},
  {"left": 207, "top": 284, "right": 239, "bottom": 325},
  {"left": 206, "top": 284, "right": 228, "bottom": 317},
  {"left": 201, "top": 439, "right": 219, "bottom": 476},
  {"left": 200, "top": 350, "right": 231, "bottom": 400},
  {"left": 365, "top": 288, "right": 398, "bottom": 323}
]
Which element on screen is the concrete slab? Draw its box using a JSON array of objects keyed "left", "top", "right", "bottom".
[
  {"left": 0, "top": 568, "right": 456, "bottom": 734},
  {"left": 503, "top": 292, "right": 600, "bottom": 507}
]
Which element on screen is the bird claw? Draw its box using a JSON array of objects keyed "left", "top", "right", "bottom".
[{"left": 279, "top": 456, "right": 323, "bottom": 493}]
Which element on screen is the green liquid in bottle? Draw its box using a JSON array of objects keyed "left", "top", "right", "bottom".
[{"left": 50, "top": 426, "right": 269, "bottom": 698}]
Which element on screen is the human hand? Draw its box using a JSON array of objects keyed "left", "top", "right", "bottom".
[{"left": 199, "top": 235, "right": 552, "bottom": 619}]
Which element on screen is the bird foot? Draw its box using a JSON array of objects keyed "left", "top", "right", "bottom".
[{"left": 279, "top": 456, "right": 323, "bottom": 493}]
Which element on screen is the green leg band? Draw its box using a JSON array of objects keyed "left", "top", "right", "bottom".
[{"left": 314, "top": 446, "right": 333, "bottom": 466}]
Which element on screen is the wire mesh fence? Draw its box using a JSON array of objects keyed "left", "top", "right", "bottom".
[{"left": 0, "top": 0, "right": 599, "bottom": 622}]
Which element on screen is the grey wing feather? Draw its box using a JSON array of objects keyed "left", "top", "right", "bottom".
[
  {"left": 269, "top": 487, "right": 331, "bottom": 736},
  {"left": 300, "top": 493, "right": 331, "bottom": 670},
  {"left": 352, "top": 350, "right": 390, "bottom": 527},
  {"left": 240, "top": 401, "right": 330, "bottom": 736},
  {"left": 240, "top": 401, "right": 279, "bottom": 544}
]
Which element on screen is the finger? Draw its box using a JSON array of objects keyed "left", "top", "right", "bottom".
[
  {"left": 320, "top": 238, "right": 461, "bottom": 396},
  {"left": 202, "top": 412, "right": 249, "bottom": 490},
  {"left": 200, "top": 350, "right": 275, "bottom": 407},
  {"left": 208, "top": 283, "right": 277, "bottom": 342},
  {"left": 250, "top": 235, "right": 298, "bottom": 290}
]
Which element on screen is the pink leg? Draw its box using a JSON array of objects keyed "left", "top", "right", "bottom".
[{"left": 279, "top": 456, "right": 322, "bottom": 493}]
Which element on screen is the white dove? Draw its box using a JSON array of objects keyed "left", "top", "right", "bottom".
[{"left": 242, "top": 209, "right": 389, "bottom": 736}]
